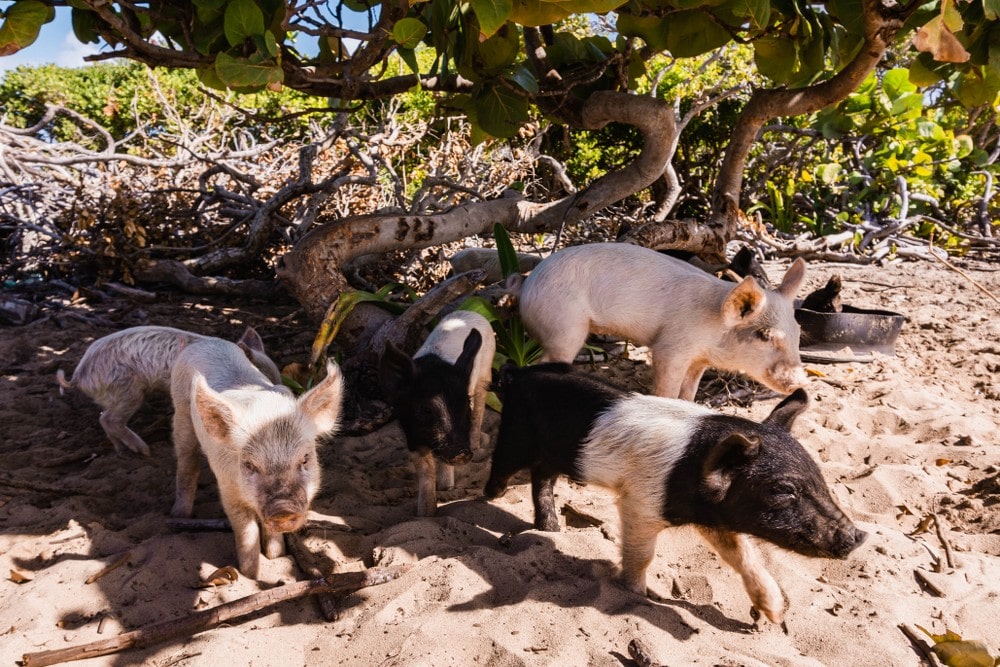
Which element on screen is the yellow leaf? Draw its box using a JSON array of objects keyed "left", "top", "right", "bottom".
[{"left": 9, "top": 569, "right": 32, "bottom": 584}]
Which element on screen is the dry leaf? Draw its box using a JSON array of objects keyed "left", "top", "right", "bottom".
[
  {"left": 197, "top": 566, "right": 239, "bottom": 588},
  {"left": 914, "top": 16, "right": 971, "bottom": 63},
  {"left": 9, "top": 569, "right": 32, "bottom": 584},
  {"left": 936, "top": 458, "right": 952, "bottom": 466},
  {"left": 910, "top": 515, "right": 935, "bottom": 536},
  {"left": 916, "top": 625, "right": 998, "bottom": 667},
  {"left": 805, "top": 367, "right": 827, "bottom": 377}
]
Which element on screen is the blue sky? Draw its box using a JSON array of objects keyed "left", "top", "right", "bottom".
[{"left": 0, "top": 8, "right": 101, "bottom": 73}]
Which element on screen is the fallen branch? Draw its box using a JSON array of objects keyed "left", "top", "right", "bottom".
[
  {"left": 899, "top": 623, "right": 945, "bottom": 667},
  {"left": 285, "top": 532, "right": 340, "bottom": 621},
  {"left": 932, "top": 513, "right": 956, "bottom": 570},
  {"left": 84, "top": 552, "right": 132, "bottom": 585},
  {"left": 21, "top": 564, "right": 411, "bottom": 667},
  {"left": 926, "top": 243, "right": 1000, "bottom": 308}
]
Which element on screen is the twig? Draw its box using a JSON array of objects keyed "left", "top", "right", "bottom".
[
  {"left": 932, "top": 513, "right": 956, "bottom": 569},
  {"left": 898, "top": 623, "right": 945, "bottom": 667},
  {"left": 927, "top": 241, "right": 1000, "bottom": 307},
  {"left": 20, "top": 564, "right": 411, "bottom": 667},
  {"left": 84, "top": 552, "right": 131, "bottom": 585},
  {"left": 913, "top": 569, "right": 946, "bottom": 597}
]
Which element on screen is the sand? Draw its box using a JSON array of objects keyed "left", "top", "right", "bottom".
[{"left": 2, "top": 257, "right": 999, "bottom": 666}]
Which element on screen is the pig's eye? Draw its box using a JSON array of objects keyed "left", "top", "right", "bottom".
[
  {"left": 300, "top": 453, "right": 310, "bottom": 468},
  {"left": 772, "top": 481, "right": 797, "bottom": 500},
  {"left": 755, "top": 328, "right": 772, "bottom": 342},
  {"left": 242, "top": 461, "right": 260, "bottom": 476}
]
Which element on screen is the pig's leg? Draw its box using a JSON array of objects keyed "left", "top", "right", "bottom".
[
  {"left": 437, "top": 462, "right": 455, "bottom": 490},
  {"left": 224, "top": 501, "right": 263, "bottom": 579},
  {"left": 98, "top": 394, "right": 151, "bottom": 456},
  {"left": 170, "top": 409, "right": 201, "bottom": 519},
  {"left": 650, "top": 353, "right": 692, "bottom": 399},
  {"left": 531, "top": 471, "right": 560, "bottom": 531},
  {"left": 469, "top": 379, "right": 489, "bottom": 453},
  {"left": 677, "top": 362, "right": 707, "bottom": 403},
  {"left": 696, "top": 526, "right": 785, "bottom": 624},
  {"left": 618, "top": 497, "right": 663, "bottom": 595},
  {"left": 414, "top": 451, "right": 437, "bottom": 517},
  {"left": 261, "top": 524, "right": 286, "bottom": 560},
  {"left": 534, "top": 315, "right": 589, "bottom": 364}
]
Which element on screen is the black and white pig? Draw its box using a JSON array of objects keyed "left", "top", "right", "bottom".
[
  {"left": 516, "top": 243, "right": 807, "bottom": 400},
  {"left": 484, "top": 363, "right": 866, "bottom": 624},
  {"left": 379, "top": 310, "right": 496, "bottom": 517}
]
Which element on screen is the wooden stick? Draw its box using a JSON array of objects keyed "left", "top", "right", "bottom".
[
  {"left": 898, "top": 623, "right": 944, "bottom": 667},
  {"left": 627, "top": 638, "right": 661, "bottom": 667},
  {"left": 285, "top": 532, "right": 340, "bottom": 621},
  {"left": 84, "top": 552, "right": 131, "bottom": 585},
  {"left": 928, "top": 238, "right": 1000, "bottom": 306},
  {"left": 932, "top": 514, "right": 956, "bottom": 569},
  {"left": 914, "top": 569, "right": 946, "bottom": 597},
  {"left": 21, "top": 564, "right": 411, "bottom": 667}
]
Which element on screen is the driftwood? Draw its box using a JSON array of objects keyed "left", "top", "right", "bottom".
[{"left": 20, "top": 564, "right": 411, "bottom": 667}]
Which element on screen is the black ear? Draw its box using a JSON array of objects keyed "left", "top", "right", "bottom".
[
  {"left": 764, "top": 388, "right": 809, "bottom": 432},
  {"left": 454, "top": 329, "right": 483, "bottom": 378},
  {"left": 378, "top": 340, "right": 416, "bottom": 402},
  {"left": 701, "top": 432, "right": 761, "bottom": 502}
]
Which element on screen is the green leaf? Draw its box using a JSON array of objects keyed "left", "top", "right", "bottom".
[
  {"left": 493, "top": 223, "right": 520, "bottom": 278},
  {"left": 616, "top": 14, "right": 670, "bottom": 51},
  {"left": 986, "top": 0, "right": 1000, "bottom": 20},
  {"left": 214, "top": 50, "right": 283, "bottom": 89},
  {"left": 197, "top": 65, "right": 228, "bottom": 90},
  {"left": 816, "top": 163, "right": 841, "bottom": 184},
  {"left": 70, "top": 7, "right": 100, "bottom": 45},
  {"left": 735, "top": 0, "right": 771, "bottom": 31},
  {"left": 908, "top": 58, "right": 944, "bottom": 86},
  {"left": 470, "top": 0, "right": 512, "bottom": 38},
  {"left": 397, "top": 46, "right": 420, "bottom": 74},
  {"left": 478, "top": 23, "right": 519, "bottom": 71},
  {"left": 508, "top": 0, "right": 573, "bottom": 26},
  {"left": 829, "top": 0, "right": 863, "bottom": 35},
  {"left": 392, "top": 17, "right": 427, "bottom": 49},
  {"left": 0, "top": 0, "right": 54, "bottom": 54},
  {"left": 665, "top": 10, "right": 732, "bottom": 58},
  {"left": 505, "top": 65, "right": 539, "bottom": 94},
  {"left": 754, "top": 35, "right": 799, "bottom": 83},
  {"left": 473, "top": 82, "right": 529, "bottom": 138},
  {"left": 549, "top": 0, "right": 627, "bottom": 12},
  {"left": 224, "top": 0, "right": 265, "bottom": 47}
]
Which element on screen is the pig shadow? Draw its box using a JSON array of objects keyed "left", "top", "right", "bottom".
[{"left": 425, "top": 499, "right": 755, "bottom": 639}]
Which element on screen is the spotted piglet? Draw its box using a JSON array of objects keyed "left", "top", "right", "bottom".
[
  {"left": 484, "top": 363, "right": 866, "bottom": 625},
  {"left": 379, "top": 310, "right": 496, "bottom": 517}
]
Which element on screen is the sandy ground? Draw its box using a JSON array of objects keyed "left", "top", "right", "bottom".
[{"left": 2, "top": 256, "right": 999, "bottom": 666}]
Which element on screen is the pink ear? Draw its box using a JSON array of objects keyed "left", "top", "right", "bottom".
[
  {"left": 299, "top": 360, "right": 345, "bottom": 436},
  {"left": 778, "top": 258, "right": 806, "bottom": 299},
  {"left": 192, "top": 376, "right": 236, "bottom": 446},
  {"left": 237, "top": 326, "right": 266, "bottom": 353},
  {"left": 721, "top": 276, "right": 766, "bottom": 326}
]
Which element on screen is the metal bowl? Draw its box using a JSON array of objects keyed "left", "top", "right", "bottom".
[{"left": 795, "top": 305, "right": 906, "bottom": 363}]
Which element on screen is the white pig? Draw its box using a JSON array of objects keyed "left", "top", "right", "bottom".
[
  {"left": 170, "top": 337, "right": 344, "bottom": 578},
  {"left": 518, "top": 243, "right": 807, "bottom": 400},
  {"left": 57, "top": 325, "right": 281, "bottom": 456}
]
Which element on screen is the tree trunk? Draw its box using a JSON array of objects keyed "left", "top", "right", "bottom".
[{"left": 278, "top": 90, "right": 680, "bottom": 320}]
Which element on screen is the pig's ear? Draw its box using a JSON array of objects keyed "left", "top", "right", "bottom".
[
  {"left": 378, "top": 340, "right": 415, "bottom": 402},
  {"left": 192, "top": 376, "right": 238, "bottom": 447},
  {"left": 299, "top": 360, "right": 345, "bottom": 436},
  {"left": 702, "top": 432, "right": 761, "bottom": 502},
  {"left": 455, "top": 329, "right": 483, "bottom": 378},
  {"left": 237, "top": 326, "right": 266, "bottom": 353},
  {"left": 777, "top": 258, "right": 806, "bottom": 300},
  {"left": 763, "top": 388, "right": 809, "bottom": 432},
  {"left": 721, "top": 277, "right": 767, "bottom": 326}
]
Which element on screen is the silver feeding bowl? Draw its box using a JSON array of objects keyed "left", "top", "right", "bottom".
[{"left": 795, "top": 305, "right": 906, "bottom": 363}]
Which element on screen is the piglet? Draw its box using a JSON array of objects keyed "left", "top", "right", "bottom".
[
  {"left": 517, "top": 243, "right": 807, "bottom": 400},
  {"left": 484, "top": 363, "right": 866, "bottom": 624},
  {"left": 170, "top": 337, "right": 344, "bottom": 579},
  {"left": 57, "top": 325, "right": 281, "bottom": 456},
  {"left": 379, "top": 310, "right": 496, "bottom": 517}
]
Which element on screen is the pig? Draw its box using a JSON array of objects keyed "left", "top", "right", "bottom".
[
  {"left": 516, "top": 242, "right": 808, "bottom": 400},
  {"left": 378, "top": 310, "right": 496, "bottom": 517},
  {"left": 799, "top": 274, "right": 843, "bottom": 313},
  {"left": 170, "top": 337, "right": 344, "bottom": 579},
  {"left": 56, "top": 325, "right": 281, "bottom": 456},
  {"left": 484, "top": 363, "right": 866, "bottom": 624}
]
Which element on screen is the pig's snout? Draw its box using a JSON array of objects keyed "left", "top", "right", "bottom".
[
  {"left": 831, "top": 525, "right": 868, "bottom": 558},
  {"left": 765, "top": 363, "right": 808, "bottom": 394},
  {"left": 435, "top": 445, "right": 472, "bottom": 466},
  {"left": 263, "top": 506, "right": 307, "bottom": 534}
]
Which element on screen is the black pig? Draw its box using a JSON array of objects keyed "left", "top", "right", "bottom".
[
  {"left": 484, "top": 363, "right": 867, "bottom": 624},
  {"left": 380, "top": 311, "right": 496, "bottom": 517}
]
